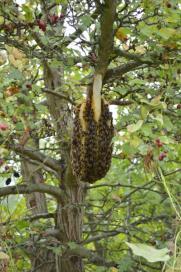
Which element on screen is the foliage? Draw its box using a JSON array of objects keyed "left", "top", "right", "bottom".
[{"left": 0, "top": 0, "right": 180, "bottom": 271}]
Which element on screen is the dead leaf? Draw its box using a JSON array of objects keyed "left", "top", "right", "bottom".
[
  {"left": 5, "top": 85, "right": 20, "bottom": 97},
  {"left": 115, "top": 27, "right": 128, "bottom": 41}
]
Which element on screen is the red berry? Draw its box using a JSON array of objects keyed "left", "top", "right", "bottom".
[
  {"left": 48, "top": 14, "right": 59, "bottom": 25},
  {"left": 0, "top": 123, "right": 9, "bottom": 131},
  {"left": 159, "top": 152, "right": 167, "bottom": 161},
  {"left": 155, "top": 138, "right": 163, "bottom": 148},
  {"left": 59, "top": 14, "right": 64, "bottom": 20},
  {"left": 37, "top": 20, "right": 47, "bottom": 32}
]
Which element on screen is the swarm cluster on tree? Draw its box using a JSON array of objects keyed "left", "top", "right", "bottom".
[{"left": 0, "top": 1, "right": 180, "bottom": 272}]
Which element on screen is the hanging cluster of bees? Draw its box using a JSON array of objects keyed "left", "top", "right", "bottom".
[{"left": 71, "top": 81, "right": 114, "bottom": 183}]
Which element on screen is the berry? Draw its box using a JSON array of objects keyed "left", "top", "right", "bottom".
[
  {"left": 159, "top": 152, "right": 167, "bottom": 161},
  {"left": 59, "top": 14, "right": 64, "bottom": 20},
  {"left": 37, "top": 20, "right": 47, "bottom": 32},
  {"left": 13, "top": 171, "right": 20, "bottom": 178},
  {"left": 5, "top": 177, "right": 11, "bottom": 185},
  {"left": 155, "top": 138, "right": 163, "bottom": 148},
  {"left": 48, "top": 14, "right": 59, "bottom": 25},
  {"left": 0, "top": 123, "right": 9, "bottom": 131}
]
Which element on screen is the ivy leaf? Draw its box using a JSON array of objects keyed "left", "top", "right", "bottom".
[{"left": 126, "top": 242, "right": 170, "bottom": 263}]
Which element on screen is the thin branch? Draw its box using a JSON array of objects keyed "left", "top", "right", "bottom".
[
  {"left": 68, "top": 245, "right": 117, "bottom": 268},
  {"left": 110, "top": 99, "right": 133, "bottom": 106},
  {"left": 87, "top": 182, "right": 161, "bottom": 195},
  {"left": 0, "top": 213, "right": 55, "bottom": 226},
  {"left": 82, "top": 226, "right": 126, "bottom": 244},
  {"left": 43, "top": 88, "right": 75, "bottom": 105},
  {"left": 10, "top": 145, "right": 62, "bottom": 175},
  {"left": 63, "top": 7, "right": 100, "bottom": 47},
  {"left": 83, "top": 215, "right": 171, "bottom": 245}
]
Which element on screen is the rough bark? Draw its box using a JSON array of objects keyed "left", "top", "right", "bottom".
[
  {"left": 43, "top": 62, "right": 86, "bottom": 272},
  {"left": 21, "top": 136, "right": 56, "bottom": 272}
]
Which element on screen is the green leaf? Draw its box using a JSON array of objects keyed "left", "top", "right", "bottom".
[
  {"left": 130, "top": 135, "right": 142, "bottom": 147},
  {"left": 158, "top": 28, "right": 176, "bottom": 40},
  {"left": 127, "top": 120, "right": 143, "bottom": 133},
  {"left": 140, "top": 106, "right": 149, "bottom": 120},
  {"left": 56, "top": 0, "right": 67, "bottom": 3},
  {"left": 126, "top": 242, "right": 170, "bottom": 263},
  {"left": 22, "top": 5, "right": 34, "bottom": 22},
  {"left": 150, "top": 95, "right": 162, "bottom": 107},
  {"left": 52, "top": 247, "right": 63, "bottom": 255},
  {"left": 150, "top": 113, "right": 163, "bottom": 126},
  {"left": 80, "top": 15, "right": 92, "bottom": 29},
  {"left": 68, "top": 242, "right": 77, "bottom": 250},
  {"left": 118, "top": 256, "right": 133, "bottom": 272}
]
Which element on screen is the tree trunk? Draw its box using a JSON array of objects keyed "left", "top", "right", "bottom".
[
  {"left": 43, "top": 63, "right": 86, "bottom": 271},
  {"left": 56, "top": 164, "right": 86, "bottom": 272},
  {"left": 21, "top": 137, "right": 56, "bottom": 272}
]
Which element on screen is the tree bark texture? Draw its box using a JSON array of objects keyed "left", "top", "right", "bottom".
[
  {"left": 43, "top": 63, "right": 86, "bottom": 272},
  {"left": 21, "top": 139, "right": 56, "bottom": 272}
]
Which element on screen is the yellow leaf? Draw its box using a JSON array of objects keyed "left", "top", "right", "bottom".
[
  {"left": 11, "top": 47, "right": 26, "bottom": 60},
  {"left": 111, "top": 268, "right": 118, "bottom": 272},
  {"left": 5, "top": 85, "right": 20, "bottom": 97},
  {"left": 9, "top": 54, "right": 16, "bottom": 66}
]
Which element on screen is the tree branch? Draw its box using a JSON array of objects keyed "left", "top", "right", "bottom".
[
  {"left": 11, "top": 145, "right": 62, "bottom": 175},
  {"left": 0, "top": 184, "right": 63, "bottom": 200},
  {"left": 68, "top": 245, "right": 117, "bottom": 268},
  {"left": 82, "top": 226, "right": 125, "bottom": 245},
  {"left": 43, "top": 88, "right": 75, "bottom": 105},
  {"left": 110, "top": 99, "right": 133, "bottom": 106},
  {"left": 104, "top": 61, "right": 147, "bottom": 83},
  {"left": 95, "top": 0, "right": 117, "bottom": 77}
]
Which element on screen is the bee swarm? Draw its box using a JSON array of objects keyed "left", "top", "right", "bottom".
[{"left": 71, "top": 97, "right": 114, "bottom": 183}]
